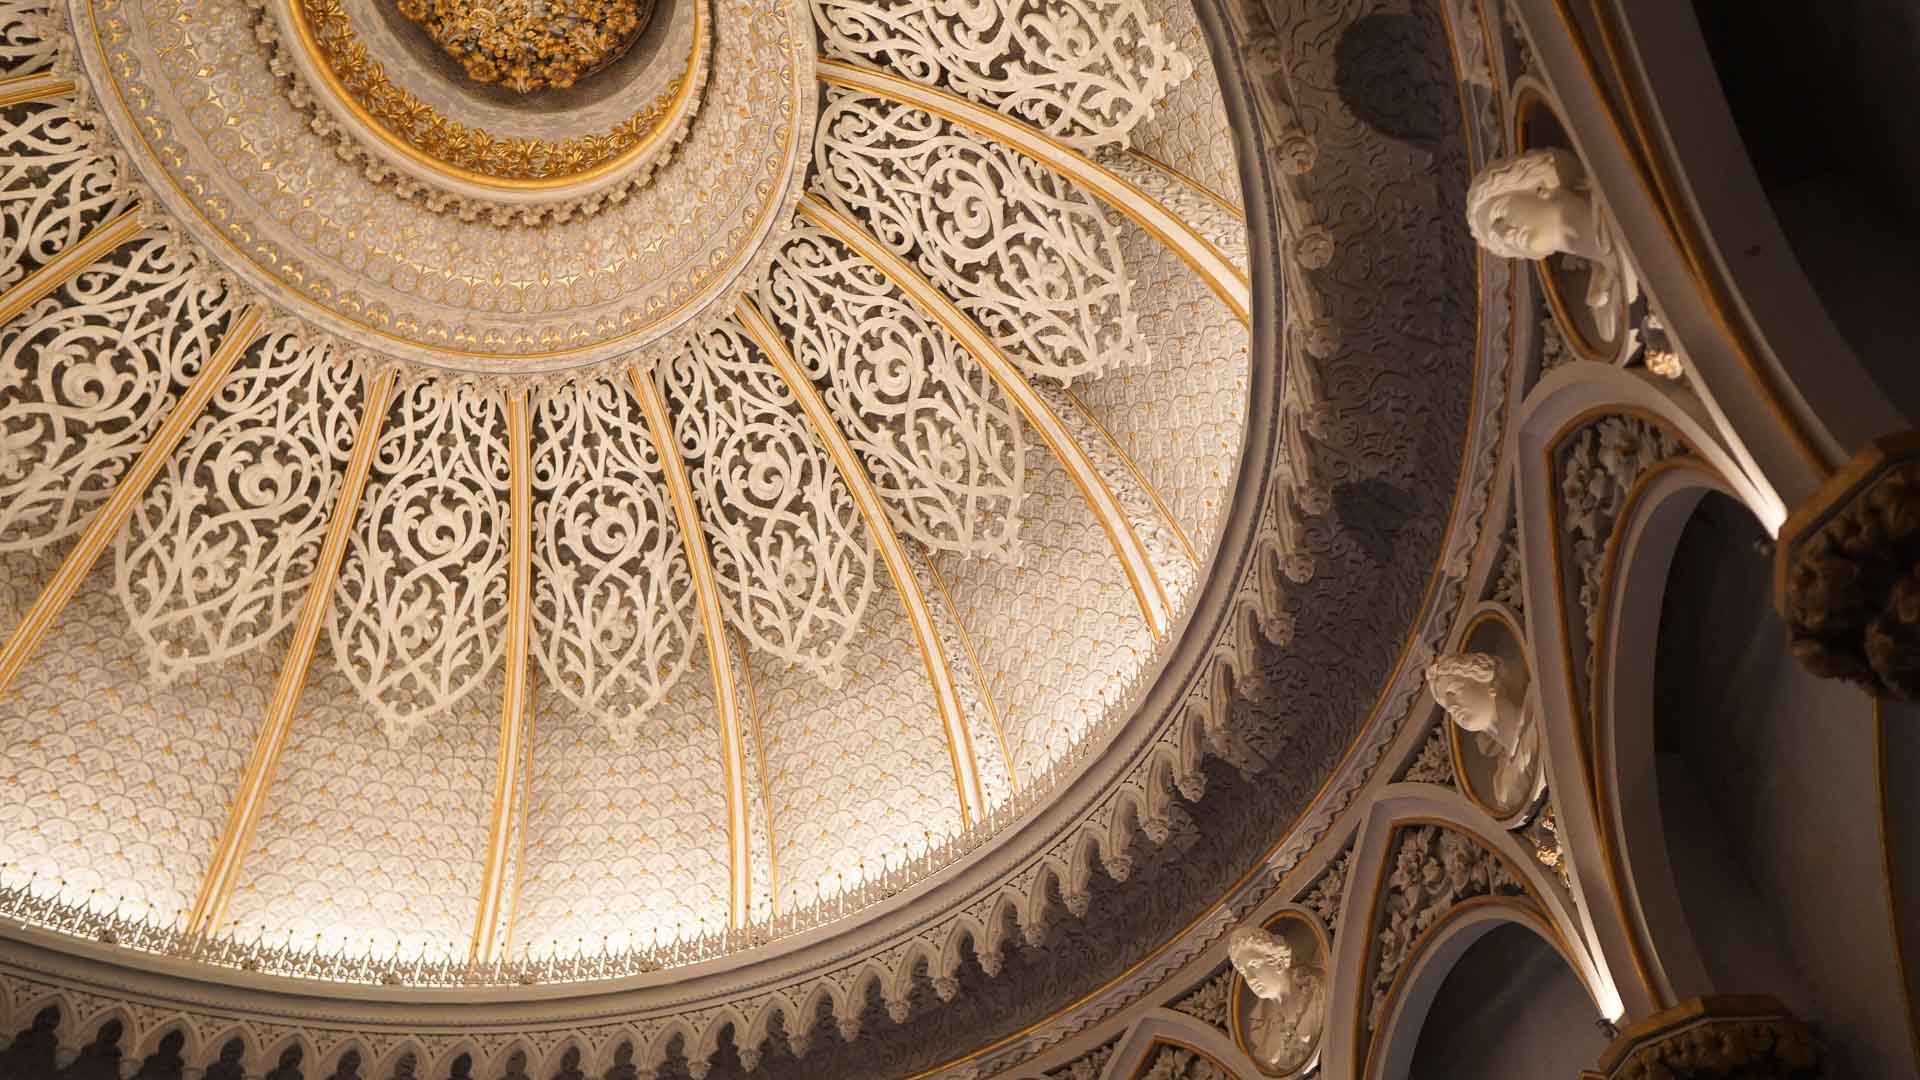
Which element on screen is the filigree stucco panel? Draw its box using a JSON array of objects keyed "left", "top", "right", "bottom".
[{"left": 0, "top": 233, "right": 238, "bottom": 554}]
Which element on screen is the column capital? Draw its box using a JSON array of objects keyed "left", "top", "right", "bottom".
[{"left": 1582, "top": 996, "right": 1821, "bottom": 1079}]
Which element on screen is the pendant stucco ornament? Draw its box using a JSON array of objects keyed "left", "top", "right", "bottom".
[
  {"left": 1776, "top": 431, "right": 1920, "bottom": 701},
  {"left": 396, "top": 0, "right": 657, "bottom": 92},
  {"left": 1466, "top": 147, "right": 1639, "bottom": 343}
]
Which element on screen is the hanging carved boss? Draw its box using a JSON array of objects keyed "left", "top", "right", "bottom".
[
  {"left": 397, "top": 0, "right": 656, "bottom": 91},
  {"left": 1775, "top": 432, "right": 1920, "bottom": 701}
]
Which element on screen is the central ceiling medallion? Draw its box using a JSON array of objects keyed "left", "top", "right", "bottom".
[
  {"left": 78, "top": 0, "right": 815, "bottom": 373},
  {"left": 395, "top": 0, "right": 658, "bottom": 92},
  {"left": 288, "top": 0, "right": 698, "bottom": 186}
]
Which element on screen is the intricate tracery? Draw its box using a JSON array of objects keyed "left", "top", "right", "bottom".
[
  {"left": 115, "top": 331, "right": 363, "bottom": 681},
  {"left": 0, "top": 100, "right": 134, "bottom": 293},
  {"left": 329, "top": 382, "right": 512, "bottom": 742},
  {"left": 0, "top": 0, "right": 57, "bottom": 79},
  {"left": 659, "top": 324, "right": 876, "bottom": 681},
  {"left": 759, "top": 224, "right": 1026, "bottom": 560},
  {"left": 809, "top": 0, "right": 1190, "bottom": 151},
  {"left": 815, "top": 88, "right": 1147, "bottom": 385},
  {"left": 530, "top": 378, "right": 697, "bottom": 737},
  {"left": 0, "top": 233, "right": 238, "bottom": 553}
]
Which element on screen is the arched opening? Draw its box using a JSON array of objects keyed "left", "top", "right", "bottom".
[
  {"left": 1691, "top": 1, "right": 1920, "bottom": 417},
  {"left": 1406, "top": 923, "right": 1602, "bottom": 1078},
  {"left": 1649, "top": 490, "right": 1907, "bottom": 1073}
]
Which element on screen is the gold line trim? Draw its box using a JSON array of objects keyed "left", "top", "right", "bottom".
[
  {"left": 735, "top": 627, "right": 778, "bottom": 916},
  {"left": 190, "top": 367, "right": 399, "bottom": 934},
  {"left": 923, "top": 556, "right": 1020, "bottom": 793},
  {"left": 818, "top": 61, "right": 1250, "bottom": 326},
  {"left": 802, "top": 195, "right": 1173, "bottom": 639},
  {"left": 1124, "top": 149, "right": 1245, "bottom": 223},
  {"left": 0, "top": 304, "right": 265, "bottom": 705},
  {"left": 630, "top": 364, "right": 751, "bottom": 928},
  {"left": 500, "top": 665, "right": 537, "bottom": 964},
  {"left": 0, "top": 206, "right": 143, "bottom": 326},
  {"left": 470, "top": 389, "right": 535, "bottom": 965},
  {"left": 0, "top": 73, "right": 74, "bottom": 108},
  {"left": 1061, "top": 387, "right": 1201, "bottom": 568},
  {"left": 735, "top": 297, "right": 986, "bottom": 824}
]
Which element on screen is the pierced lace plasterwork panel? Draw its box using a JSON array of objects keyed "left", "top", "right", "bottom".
[
  {"left": 511, "top": 644, "right": 733, "bottom": 958},
  {"left": 0, "top": 557, "right": 271, "bottom": 926},
  {"left": 660, "top": 324, "right": 876, "bottom": 681},
  {"left": 0, "top": 233, "right": 239, "bottom": 553},
  {"left": 748, "top": 578, "right": 964, "bottom": 912},
  {"left": 814, "top": 89, "right": 1147, "bottom": 385},
  {"left": 808, "top": 0, "right": 1190, "bottom": 151},
  {"left": 0, "top": 100, "right": 136, "bottom": 295},
  {"left": 530, "top": 380, "right": 696, "bottom": 736},
  {"left": 930, "top": 448, "right": 1151, "bottom": 780},
  {"left": 223, "top": 661, "right": 496, "bottom": 958},
  {"left": 1123, "top": 0, "right": 1241, "bottom": 208},
  {"left": 115, "top": 332, "right": 363, "bottom": 683},
  {"left": 328, "top": 383, "right": 511, "bottom": 742},
  {"left": 1073, "top": 217, "right": 1247, "bottom": 559},
  {"left": 0, "top": 0, "right": 58, "bottom": 78},
  {"left": 758, "top": 225, "right": 1026, "bottom": 560}
]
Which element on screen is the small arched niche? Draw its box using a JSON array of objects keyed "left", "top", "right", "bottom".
[
  {"left": 1645, "top": 489, "right": 1907, "bottom": 1073},
  {"left": 1404, "top": 922, "right": 1604, "bottom": 1079}
]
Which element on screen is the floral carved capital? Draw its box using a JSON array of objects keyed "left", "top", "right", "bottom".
[
  {"left": 1776, "top": 432, "right": 1920, "bottom": 701},
  {"left": 1581, "top": 996, "right": 1822, "bottom": 1079}
]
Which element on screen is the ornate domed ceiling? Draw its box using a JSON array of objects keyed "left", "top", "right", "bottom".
[{"left": 0, "top": 0, "right": 1262, "bottom": 976}]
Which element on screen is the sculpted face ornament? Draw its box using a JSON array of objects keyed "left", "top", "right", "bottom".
[
  {"left": 1425, "top": 651, "right": 1541, "bottom": 811},
  {"left": 1229, "top": 926, "right": 1328, "bottom": 1073},
  {"left": 1466, "top": 147, "right": 1639, "bottom": 342}
]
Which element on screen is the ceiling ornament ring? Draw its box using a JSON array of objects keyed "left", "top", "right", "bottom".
[
  {"left": 265, "top": 0, "right": 706, "bottom": 213},
  {"left": 61, "top": 0, "right": 814, "bottom": 376}
]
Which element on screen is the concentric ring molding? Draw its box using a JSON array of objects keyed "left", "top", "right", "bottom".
[{"left": 67, "top": 0, "right": 813, "bottom": 373}]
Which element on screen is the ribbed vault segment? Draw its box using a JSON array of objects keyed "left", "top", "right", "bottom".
[
  {"left": 1126, "top": 0, "right": 1242, "bottom": 209},
  {"left": 511, "top": 641, "right": 735, "bottom": 958},
  {"left": 220, "top": 660, "right": 499, "bottom": 958},
  {"left": 0, "top": 557, "right": 270, "bottom": 924},
  {"left": 930, "top": 449, "right": 1149, "bottom": 781},
  {"left": 1075, "top": 216, "right": 1250, "bottom": 559},
  {"left": 749, "top": 575, "right": 963, "bottom": 913}
]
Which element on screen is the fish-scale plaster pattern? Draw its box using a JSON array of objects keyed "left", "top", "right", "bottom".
[
  {"left": 1128, "top": 0, "right": 1242, "bottom": 208},
  {"left": 223, "top": 660, "right": 497, "bottom": 958},
  {"left": 750, "top": 579, "right": 963, "bottom": 913},
  {"left": 930, "top": 450, "right": 1150, "bottom": 780},
  {"left": 1075, "top": 218, "right": 1248, "bottom": 559},
  {"left": 511, "top": 644, "right": 733, "bottom": 957},
  {"left": 0, "top": 561, "right": 269, "bottom": 925}
]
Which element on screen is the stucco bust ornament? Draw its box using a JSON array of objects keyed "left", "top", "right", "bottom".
[{"left": 1468, "top": 147, "right": 1640, "bottom": 342}]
